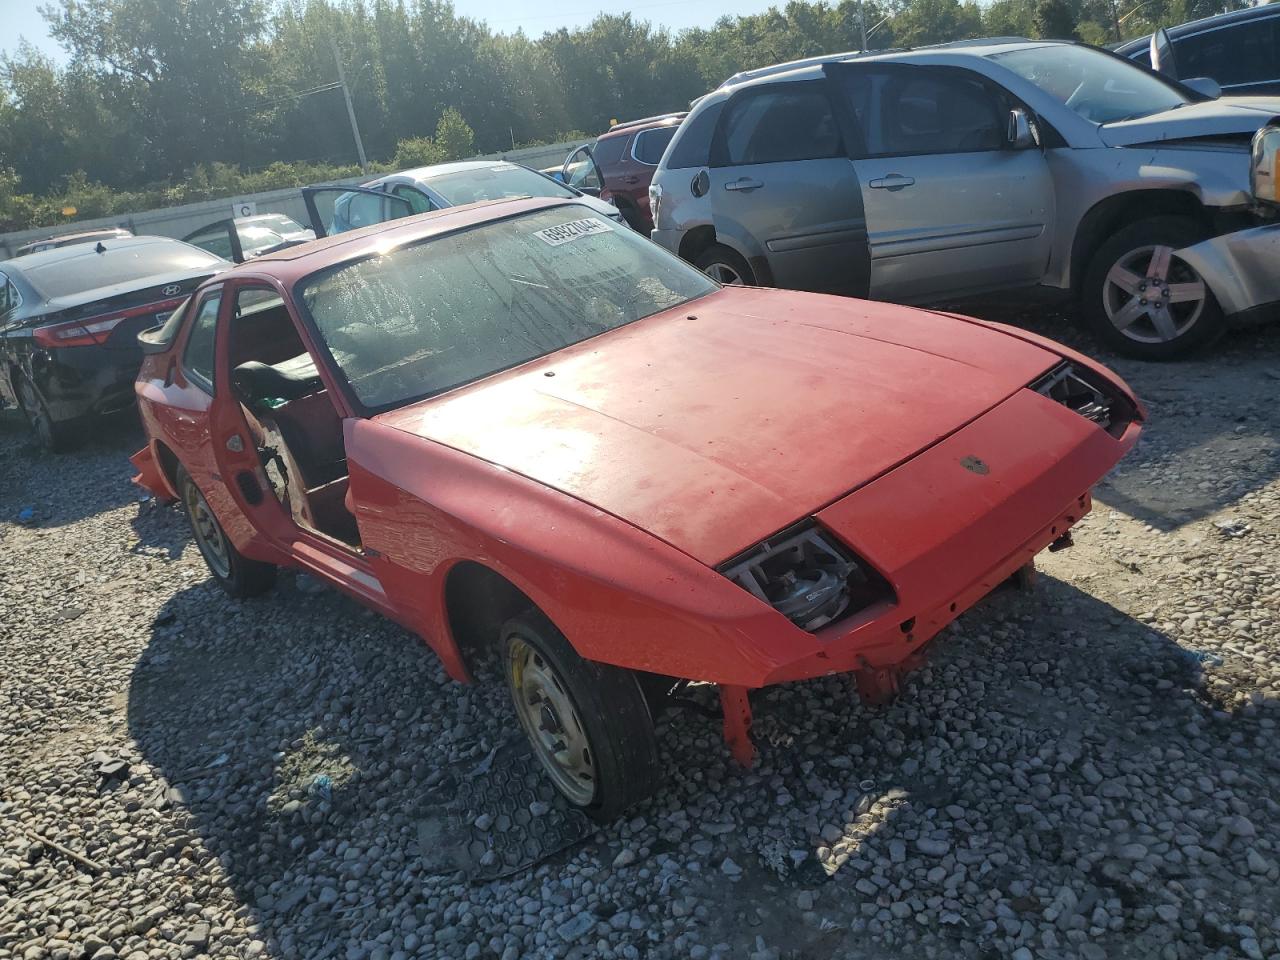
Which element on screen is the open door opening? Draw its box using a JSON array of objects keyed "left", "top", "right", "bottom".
[
  {"left": 561, "top": 145, "right": 605, "bottom": 197},
  {"left": 224, "top": 285, "right": 360, "bottom": 549},
  {"left": 302, "top": 185, "right": 414, "bottom": 238}
]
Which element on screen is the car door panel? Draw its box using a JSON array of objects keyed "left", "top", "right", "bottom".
[
  {"left": 855, "top": 151, "right": 1054, "bottom": 301},
  {"left": 830, "top": 63, "right": 1056, "bottom": 303},
  {"left": 711, "top": 81, "right": 870, "bottom": 295}
]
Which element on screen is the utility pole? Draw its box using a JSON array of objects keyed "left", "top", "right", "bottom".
[
  {"left": 859, "top": 0, "right": 868, "bottom": 51},
  {"left": 330, "top": 36, "right": 368, "bottom": 174}
]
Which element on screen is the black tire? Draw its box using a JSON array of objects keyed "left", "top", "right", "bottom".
[
  {"left": 15, "top": 375, "right": 81, "bottom": 453},
  {"left": 1080, "top": 215, "right": 1224, "bottom": 360},
  {"left": 502, "top": 610, "right": 661, "bottom": 821},
  {"left": 176, "top": 465, "right": 276, "bottom": 599},
  {"left": 694, "top": 244, "right": 756, "bottom": 286},
  {"left": 613, "top": 201, "right": 645, "bottom": 232}
]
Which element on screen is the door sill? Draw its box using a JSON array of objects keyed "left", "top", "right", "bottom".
[{"left": 291, "top": 536, "right": 386, "bottom": 604}]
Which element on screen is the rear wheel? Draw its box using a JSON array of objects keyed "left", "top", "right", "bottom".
[
  {"left": 502, "top": 611, "right": 660, "bottom": 821},
  {"left": 15, "top": 376, "right": 80, "bottom": 452},
  {"left": 1081, "top": 216, "right": 1224, "bottom": 360},
  {"left": 177, "top": 465, "right": 276, "bottom": 598},
  {"left": 695, "top": 244, "right": 756, "bottom": 286}
]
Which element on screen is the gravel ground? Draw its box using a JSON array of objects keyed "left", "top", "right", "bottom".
[{"left": 2, "top": 309, "right": 1279, "bottom": 960}]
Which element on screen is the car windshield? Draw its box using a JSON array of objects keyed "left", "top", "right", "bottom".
[
  {"left": 238, "top": 225, "right": 288, "bottom": 256},
  {"left": 248, "top": 214, "right": 304, "bottom": 234},
  {"left": 424, "top": 164, "right": 576, "bottom": 205},
  {"left": 296, "top": 205, "right": 717, "bottom": 411},
  {"left": 990, "top": 45, "right": 1190, "bottom": 124}
]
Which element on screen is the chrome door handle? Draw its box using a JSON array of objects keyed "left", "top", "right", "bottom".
[
  {"left": 724, "top": 178, "right": 764, "bottom": 191},
  {"left": 868, "top": 175, "right": 915, "bottom": 190}
]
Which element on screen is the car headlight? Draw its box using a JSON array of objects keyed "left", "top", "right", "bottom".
[
  {"left": 1031, "top": 362, "right": 1135, "bottom": 436},
  {"left": 719, "top": 521, "right": 893, "bottom": 632}
]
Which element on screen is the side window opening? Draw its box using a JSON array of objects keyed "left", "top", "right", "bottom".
[
  {"left": 391, "top": 184, "right": 435, "bottom": 214},
  {"left": 844, "top": 70, "right": 1004, "bottom": 157},
  {"left": 1177, "top": 21, "right": 1277, "bottom": 88},
  {"left": 591, "top": 136, "right": 628, "bottom": 171},
  {"left": 182, "top": 292, "right": 221, "bottom": 392},
  {"left": 720, "top": 85, "right": 843, "bottom": 166},
  {"left": 667, "top": 100, "right": 724, "bottom": 170}
]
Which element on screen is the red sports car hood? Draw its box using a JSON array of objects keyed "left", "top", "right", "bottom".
[{"left": 375, "top": 288, "right": 1060, "bottom": 565}]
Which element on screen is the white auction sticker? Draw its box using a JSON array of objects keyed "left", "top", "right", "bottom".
[{"left": 533, "top": 217, "right": 612, "bottom": 246}]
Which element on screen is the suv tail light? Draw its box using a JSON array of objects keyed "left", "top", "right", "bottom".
[{"left": 34, "top": 296, "right": 188, "bottom": 349}]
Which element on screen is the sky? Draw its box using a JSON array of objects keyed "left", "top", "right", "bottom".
[{"left": 1, "top": 0, "right": 789, "bottom": 63}]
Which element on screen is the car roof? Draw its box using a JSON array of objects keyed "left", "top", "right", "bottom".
[
  {"left": 374, "top": 160, "right": 526, "bottom": 184},
  {"left": 4, "top": 234, "right": 191, "bottom": 270},
  {"left": 19, "top": 227, "right": 131, "bottom": 245},
  {"left": 719, "top": 37, "right": 1045, "bottom": 87},
  {"left": 1116, "top": 4, "right": 1279, "bottom": 52},
  {"left": 223, "top": 195, "right": 582, "bottom": 283}
]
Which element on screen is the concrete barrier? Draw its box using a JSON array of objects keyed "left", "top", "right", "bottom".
[{"left": 0, "top": 140, "right": 588, "bottom": 260}]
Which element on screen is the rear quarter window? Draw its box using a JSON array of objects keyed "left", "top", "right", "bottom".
[{"left": 633, "top": 126, "right": 678, "bottom": 165}]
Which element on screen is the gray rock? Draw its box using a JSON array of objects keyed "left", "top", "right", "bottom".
[
  {"left": 556, "top": 914, "right": 595, "bottom": 942},
  {"left": 915, "top": 838, "right": 951, "bottom": 858}
]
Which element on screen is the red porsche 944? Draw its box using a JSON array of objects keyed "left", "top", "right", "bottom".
[{"left": 131, "top": 196, "right": 1142, "bottom": 819}]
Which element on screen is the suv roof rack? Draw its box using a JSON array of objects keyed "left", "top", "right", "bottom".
[
  {"left": 605, "top": 112, "right": 687, "bottom": 134},
  {"left": 718, "top": 36, "right": 1038, "bottom": 88}
]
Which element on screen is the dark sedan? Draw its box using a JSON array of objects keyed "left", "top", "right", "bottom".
[{"left": 0, "top": 236, "right": 226, "bottom": 450}]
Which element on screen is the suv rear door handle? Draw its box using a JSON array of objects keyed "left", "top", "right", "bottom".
[
  {"left": 724, "top": 178, "right": 764, "bottom": 192},
  {"left": 868, "top": 175, "right": 915, "bottom": 190},
  {"left": 623, "top": 175, "right": 640, "bottom": 184}
]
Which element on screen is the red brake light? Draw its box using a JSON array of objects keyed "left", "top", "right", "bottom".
[{"left": 34, "top": 296, "right": 187, "bottom": 349}]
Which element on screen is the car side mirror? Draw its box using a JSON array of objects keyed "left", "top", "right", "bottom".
[
  {"left": 1007, "top": 108, "right": 1037, "bottom": 150},
  {"left": 1252, "top": 124, "right": 1280, "bottom": 209},
  {"left": 1182, "top": 76, "right": 1222, "bottom": 100}
]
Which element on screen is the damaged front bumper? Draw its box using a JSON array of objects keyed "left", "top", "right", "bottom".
[
  {"left": 716, "top": 380, "right": 1142, "bottom": 766},
  {"left": 1178, "top": 222, "right": 1280, "bottom": 327},
  {"left": 130, "top": 444, "right": 176, "bottom": 502}
]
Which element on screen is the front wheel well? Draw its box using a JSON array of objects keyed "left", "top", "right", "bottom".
[
  {"left": 1071, "top": 190, "right": 1210, "bottom": 291},
  {"left": 443, "top": 561, "right": 535, "bottom": 677}
]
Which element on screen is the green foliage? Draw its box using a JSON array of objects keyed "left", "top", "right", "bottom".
[
  {"left": 1034, "top": 0, "right": 1081, "bottom": 40},
  {"left": 0, "top": 0, "right": 1257, "bottom": 230},
  {"left": 433, "top": 108, "right": 476, "bottom": 161},
  {"left": 391, "top": 108, "right": 477, "bottom": 167},
  {"left": 392, "top": 137, "right": 447, "bottom": 170}
]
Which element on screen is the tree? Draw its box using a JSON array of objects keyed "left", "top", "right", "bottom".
[
  {"left": 44, "top": 0, "right": 271, "bottom": 182},
  {"left": 433, "top": 107, "right": 475, "bottom": 160},
  {"left": 984, "top": 0, "right": 1038, "bottom": 36},
  {"left": 1034, "top": 0, "right": 1081, "bottom": 39},
  {"left": 392, "top": 136, "right": 445, "bottom": 168},
  {"left": 893, "top": 0, "right": 983, "bottom": 46}
]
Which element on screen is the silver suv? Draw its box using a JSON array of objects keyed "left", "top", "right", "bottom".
[{"left": 649, "top": 39, "right": 1280, "bottom": 359}]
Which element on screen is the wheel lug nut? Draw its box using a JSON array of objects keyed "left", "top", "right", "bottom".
[{"left": 1140, "top": 299, "right": 1147, "bottom": 306}]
